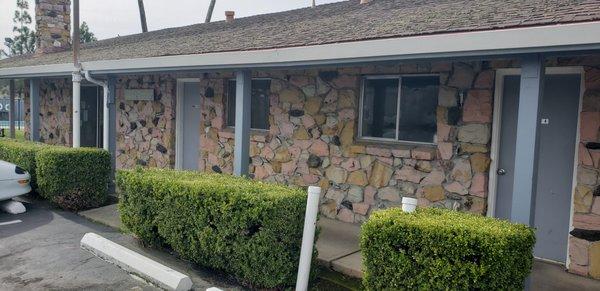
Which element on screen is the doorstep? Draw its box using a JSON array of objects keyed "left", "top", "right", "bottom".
[
  {"left": 316, "top": 218, "right": 363, "bottom": 278},
  {"left": 79, "top": 203, "right": 122, "bottom": 230}
]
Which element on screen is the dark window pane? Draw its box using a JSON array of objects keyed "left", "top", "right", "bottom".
[
  {"left": 226, "top": 79, "right": 271, "bottom": 130},
  {"left": 361, "top": 78, "right": 399, "bottom": 139},
  {"left": 398, "top": 76, "right": 439, "bottom": 143}
]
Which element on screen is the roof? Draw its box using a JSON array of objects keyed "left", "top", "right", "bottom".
[{"left": 1, "top": 0, "right": 600, "bottom": 69}]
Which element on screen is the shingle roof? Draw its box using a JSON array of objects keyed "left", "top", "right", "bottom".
[{"left": 2, "top": 0, "right": 600, "bottom": 68}]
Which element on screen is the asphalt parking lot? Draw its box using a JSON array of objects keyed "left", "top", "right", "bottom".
[{"left": 0, "top": 196, "right": 237, "bottom": 290}]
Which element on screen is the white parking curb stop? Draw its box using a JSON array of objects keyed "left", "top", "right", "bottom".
[{"left": 80, "top": 233, "right": 192, "bottom": 291}]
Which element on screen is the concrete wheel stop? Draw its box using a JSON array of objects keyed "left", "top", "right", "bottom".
[{"left": 80, "top": 233, "right": 193, "bottom": 291}]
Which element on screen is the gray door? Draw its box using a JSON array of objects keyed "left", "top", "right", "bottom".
[
  {"left": 81, "top": 86, "right": 103, "bottom": 148},
  {"left": 181, "top": 83, "right": 201, "bottom": 170},
  {"left": 495, "top": 73, "right": 581, "bottom": 263}
]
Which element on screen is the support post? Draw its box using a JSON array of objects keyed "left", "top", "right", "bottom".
[
  {"left": 72, "top": 71, "right": 82, "bottom": 148},
  {"left": 8, "top": 80, "right": 15, "bottom": 138},
  {"left": 295, "top": 186, "right": 321, "bottom": 291},
  {"left": 29, "top": 78, "right": 40, "bottom": 142},
  {"left": 107, "top": 76, "right": 117, "bottom": 192},
  {"left": 233, "top": 70, "right": 251, "bottom": 177},
  {"left": 510, "top": 54, "right": 545, "bottom": 226}
]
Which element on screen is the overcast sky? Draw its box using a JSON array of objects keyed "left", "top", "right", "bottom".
[{"left": 1, "top": 0, "right": 344, "bottom": 52}]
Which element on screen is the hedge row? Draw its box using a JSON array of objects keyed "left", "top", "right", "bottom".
[
  {"left": 117, "top": 168, "right": 314, "bottom": 289},
  {"left": 361, "top": 207, "right": 536, "bottom": 290},
  {"left": 0, "top": 138, "right": 110, "bottom": 211}
]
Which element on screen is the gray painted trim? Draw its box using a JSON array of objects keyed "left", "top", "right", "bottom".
[
  {"left": 107, "top": 76, "right": 117, "bottom": 191},
  {"left": 29, "top": 78, "right": 40, "bottom": 142},
  {"left": 233, "top": 70, "right": 251, "bottom": 177},
  {"left": 510, "top": 54, "right": 545, "bottom": 226}
]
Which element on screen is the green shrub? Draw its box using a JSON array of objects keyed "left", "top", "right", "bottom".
[
  {"left": 0, "top": 138, "right": 48, "bottom": 189},
  {"left": 361, "top": 208, "right": 536, "bottom": 290},
  {"left": 36, "top": 147, "right": 110, "bottom": 211},
  {"left": 117, "top": 168, "right": 315, "bottom": 289}
]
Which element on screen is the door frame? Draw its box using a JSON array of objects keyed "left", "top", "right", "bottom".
[
  {"left": 487, "top": 66, "right": 585, "bottom": 264},
  {"left": 80, "top": 83, "right": 103, "bottom": 148},
  {"left": 175, "top": 78, "right": 201, "bottom": 170}
]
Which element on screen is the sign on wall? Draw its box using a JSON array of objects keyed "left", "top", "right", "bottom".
[{"left": 124, "top": 89, "right": 155, "bottom": 101}]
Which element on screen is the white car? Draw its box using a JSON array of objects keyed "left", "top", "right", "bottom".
[{"left": 0, "top": 160, "right": 32, "bottom": 201}]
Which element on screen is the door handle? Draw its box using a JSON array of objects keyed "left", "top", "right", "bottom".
[{"left": 497, "top": 168, "right": 507, "bottom": 176}]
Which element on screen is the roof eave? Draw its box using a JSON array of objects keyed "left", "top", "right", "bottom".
[{"left": 2, "top": 21, "right": 600, "bottom": 79}]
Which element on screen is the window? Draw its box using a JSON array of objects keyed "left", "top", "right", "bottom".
[
  {"left": 226, "top": 79, "right": 271, "bottom": 130},
  {"left": 360, "top": 75, "right": 439, "bottom": 144}
]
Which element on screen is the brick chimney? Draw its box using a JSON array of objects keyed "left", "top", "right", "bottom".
[
  {"left": 225, "top": 11, "right": 235, "bottom": 23},
  {"left": 35, "top": 0, "right": 71, "bottom": 53}
]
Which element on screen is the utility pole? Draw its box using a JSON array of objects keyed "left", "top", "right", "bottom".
[
  {"left": 138, "top": 0, "right": 148, "bottom": 32},
  {"left": 205, "top": 0, "right": 216, "bottom": 23}
]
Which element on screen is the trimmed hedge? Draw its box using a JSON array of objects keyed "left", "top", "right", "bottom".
[
  {"left": 117, "top": 168, "right": 315, "bottom": 289},
  {"left": 0, "top": 138, "right": 110, "bottom": 211},
  {"left": 36, "top": 147, "right": 111, "bottom": 211},
  {"left": 361, "top": 208, "right": 536, "bottom": 290},
  {"left": 0, "top": 138, "right": 48, "bottom": 188}
]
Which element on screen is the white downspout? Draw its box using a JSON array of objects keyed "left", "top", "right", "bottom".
[{"left": 84, "top": 70, "right": 109, "bottom": 151}]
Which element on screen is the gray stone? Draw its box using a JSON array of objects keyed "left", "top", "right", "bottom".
[
  {"left": 578, "top": 167, "right": 599, "bottom": 186},
  {"left": 448, "top": 62, "right": 476, "bottom": 89},
  {"left": 458, "top": 124, "right": 490, "bottom": 144},
  {"left": 307, "top": 154, "right": 322, "bottom": 168},
  {"left": 347, "top": 186, "right": 364, "bottom": 203},
  {"left": 378, "top": 187, "right": 401, "bottom": 202},
  {"left": 438, "top": 85, "right": 458, "bottom": 107},
  {"left": 325, "top": 188, "right": 345, "bottom": 204}
]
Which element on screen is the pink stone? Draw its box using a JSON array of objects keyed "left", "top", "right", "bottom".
[
  {"left": 254, "top": 165, "right": 269, "bottom": 180},
  {"left": 303, "top": 174, "right": 319, "bottom": 184},
  {"left": 296, "top": 162, "right": 310, "bottom": 175},
  {"left": 438, "top": 142, "right": 453, "bottom": 160},
  {"left": 592, "top": 197, "right": 600, "bottom": 215},
  {"left": 341, "top": 158, "right": 361, "bottom": 172},
  {"left": 331, "top": 156, "right": 344, "bottom": 165},
  {"left": 580, "top": 112, "right": 600, "bottom": 142},
  {"left": 302, "top": 115, "right": 315, "bottom": 128},
  {"left": 580, "top": 143, "right": 594, "bottom": 166},
  {"left": 281, "top": 161, "right": 297, "bottom": 176},
  {"left": 219, "top": 131, "right": 234, "bottom": 139},
  {"left": 569, "top": 263, "right": 589, "bottom": 277},
  {"left": 569, "top": 237, "right": 590, "bottom": 266},
  {"left": 337, "top": 207, "right": 355, "bottom": 223},
  {"left": 391, "top": 148, "right": 411, "bottom": 158},
  {"left": 573, "top": 214, "right": 600, "bottom": 230},
  {"left": 338, "top": 109, "right": 355, "bottom": 121},
  {"left": 309, "top": 139, "right": 329, "bottom": 156},
  {"left": 280, "top": 122, "right": 295, "bottom": 137},
  {"left": 474, "top": 70, "right": 495, "bottom": 89},
  {"left": 261, "top": 146, "right": 275, "bottom": 160},
  {"left": 462, "top": 90, "right": 493, "bottom": 123},
  {"left": 352, "top": 203, "right": 370, "bottom": 215},
  {"left": 421, "top": 169, "right": 445, "bottom": 186},
  {"left": 444, "top": 181, "right": 468, "bottom": 195},
  {"left": 364, "top": 186, "right": 377, "bottom": 205},
  {"left": 295, "top": 140, "right": 312, "bottom": 150},
  {"left": 366, "top": 146, "right": 392, "bottom": 157},
  {"left": 376, "top": 156, "right": 394, "bottom": 166},
  {"left": 395, "top": 166, "right": 426, "bottom": 184},
  {"left": 437, "top": 123, "right": 452, "bottom": 141},
  {"left": 469, "top": 173, "right": 487, "bottom": 198},
  {"left": 289, "top": 146, "right": 302, "bottom": 158},
  {"left": 592, "top": 150, "right": 600, "bottom": 169},
  {"left": 412, "top": 147, "right": 435, "bottom": 160}
]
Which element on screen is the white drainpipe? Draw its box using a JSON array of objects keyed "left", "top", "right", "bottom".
[
  {"left": 84, "top": 70, "right": 109, "bottom": 151},
  {"left": 72, "top": 69, "right": 82, "bottom": 148}
]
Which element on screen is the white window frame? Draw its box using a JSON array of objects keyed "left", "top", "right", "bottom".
[
  {"left": 225, "top": 77, "right": 272, "bottom": 131},
  {"left": 358, "top": 74, "right": 439, "bottom": 146}
]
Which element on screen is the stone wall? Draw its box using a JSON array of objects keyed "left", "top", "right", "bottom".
[
  {"left": 564, "top": 56, "right": 600, "bottom": 279},
  {"left": 23, "top": 78, "right": 72, "bottom": 145},
  {"left": 115, "top": 74, "right": 176, "bottom": 169},
  {"left": 196, "top": 62, "right": 495, "bottom": 223}
]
